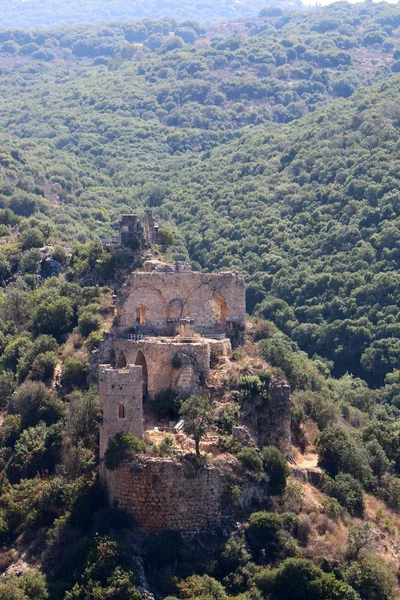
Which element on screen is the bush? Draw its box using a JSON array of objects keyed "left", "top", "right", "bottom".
[
  {"left": 261, "top": 446, "right": 290, "bottom": 494},
  {"left": 33, "top": 297, "right": 74, "bottom": 340},
  {"left": 152, "top": 389, "right": 182, "bottom": 420},
  {"left": 345, "top": 553, "right": 396, "bottom": 600},
  {"left": 255, "top": 558, "right": 359, "bottom": 600},
  {"left": 178, "top": 575, "right": 227, "bottom": 600},
  {"left": 246, "top": 511, "right": 282, "bottom": 558},
  {"left": 104, "top": 433, "right": 146, "bottom": 470},
  {"left": 238, "top": 447, "right": 262, "bottom": 473},
  {"left": 11, "top": 381, "right": 64, "bottom": 428},
  {"left": 62, "top": 357, "right": 88, "bottom": 389},
  {"left": 325, "top": 473, "right": 365, "bottom": 518},
  {"left": 144, "top": 530, "right": 183, "bottom": 568},
  {"left": 77, "top": 310, "right": 102, "bottom": 338}
]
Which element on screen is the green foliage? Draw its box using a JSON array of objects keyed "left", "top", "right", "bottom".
[
  {"left": 0, "top": 569, "right": 48, "bottom": 600},
  {"left": 104, "top": 432, "right": 146, "bottom": 470},
  {"left": 62, "top": 357, "right": 88, "bottom": 389},
  {"left": 144, "top": 530, "right": 183, "bottom": 568},
  {"left": 10, "top": 380, "right": 64, "bottom": 429},
  {"left": 179, "top": 575, "right": 227, "bottom": 600},
  {"left": 261, "top": 446, "right": 290, "bottom": 495},
  {"left": 324, "top": 473, "right": 365, "bottom": 518},
  {"left": 32, "top": 297, "right": 74, "bottom": 340},
  {"left": 316, "top": 426, "right": 373, "bottom": 486},
  {"left": 153, "top": 389, "right": 182, "bottom": 420},
  {"left": 77, "top": 309, "right": 102, "bottom": 338},
  {"left": 345, "top": 553, "right": 396, "bottom": 600},
  {"left": 246, "top": 511, "right": 283, "bottom": 559},
  {"left": 255, "top": 558, "right": 359, "bottom": 600},
  {"left": 238, "top": 447, "right": 262, "bottom": 473},
  {"left": 180, "top": 395, "right": 214, "bottom": 456}
]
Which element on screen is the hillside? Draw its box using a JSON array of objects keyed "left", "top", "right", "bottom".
[
  {"left": 0, "top": 0, "right": 299, "bottom": 29},
  {"left": 0, "top": 2, "right": 400, "bottom": 382},
  {"left": 1, "top": 3, "right": 400, "bottom": 599}
]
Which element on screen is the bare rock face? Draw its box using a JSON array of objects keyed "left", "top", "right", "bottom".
[{"left": 232, "top": 425, "right": 256, "bottom": 447}]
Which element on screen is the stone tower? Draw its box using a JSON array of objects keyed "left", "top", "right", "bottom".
[{"left": 99, "top": 364, "right": 143, "bottom": 458}]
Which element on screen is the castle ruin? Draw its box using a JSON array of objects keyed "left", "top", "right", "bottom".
[{"left": 94, "top": 213, "right": 291, "bottom": 535}]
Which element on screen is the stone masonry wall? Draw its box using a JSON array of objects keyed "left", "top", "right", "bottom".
[
  {"left": 117, "top": 270, "right": 246, "bottom": 336},
  {"left": 104, "top": 457, "right": 225, "bottom": 533},
  {"left": 99, "top": 364, "right": 143, "bottom": 458},
  {"left": 102, "top": 455, "right": 266, "bottom": 535},
  {"left": 114, "top": 339, "right": 211, "bottom": 397}
]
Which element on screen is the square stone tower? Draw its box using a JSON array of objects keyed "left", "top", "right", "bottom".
[{"left": 99, "top": 364, "right": 143, "bottom": 458}]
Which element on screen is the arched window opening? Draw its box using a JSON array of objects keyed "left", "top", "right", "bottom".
[
  {"left": 212, "top": 295, "right": 228, "bottom": 326},
  {"left": 135, "top": 350, "right": 148, "bottom": 398},
  {"left": 136, "top": 305, "right": 147, "bottom": 325},
  {"left": 116, "top": 351, "right": 127, "bottom": 368},
  {"left": 118, "top": 404, "right": 125, "bottom": 419}
]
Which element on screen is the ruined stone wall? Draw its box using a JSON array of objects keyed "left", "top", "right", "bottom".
[
  {"left": 114, "top": 339, "right": 211, "bottom": 397},
  {"left": 117, "top": 271, "right": 246, "bottom": 338},
  {"left": 240, "top": 379, "right": 292, "bottom": 458},
  {"left": 99, "top": 364, "right": 143, "bottom": 458},
  {"left": 102, "top": 455, "right": 266, "bottom": 535}
]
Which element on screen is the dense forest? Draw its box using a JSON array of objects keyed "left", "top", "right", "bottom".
[
  {"left": 0, "top": 0, "right": 300, "bottom": 29},
  {"left": 1, "top": 2, "right": 400, "bottom": 599},
  {"left": 0, "top": 2, "right": 399, "bottom": 381}
]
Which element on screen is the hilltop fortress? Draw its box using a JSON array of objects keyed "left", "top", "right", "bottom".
[{"left": 93, "top": 214, "right": 291, "bottom": 535}]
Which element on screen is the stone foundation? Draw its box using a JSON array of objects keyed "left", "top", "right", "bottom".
[{"left": 102, "top": 455, "right": 265, "bottom": 535}]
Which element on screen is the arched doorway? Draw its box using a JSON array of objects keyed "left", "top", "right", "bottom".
[
  {"left": 135, "top": 350, "right": 148, "bottom": 398},
  {"left": 116, "top": 351, "right": 127, "bottom": 368},
  {"left": 136, "top": 305, "right": 147, "bottom": 325},
  {"left": 212, "top": 295, "right": 228, "bottom": 327}
]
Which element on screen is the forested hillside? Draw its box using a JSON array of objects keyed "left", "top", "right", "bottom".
[
  {"left": 0, "top": 2, "right": 400, "bottom": 383},
  {"left": 0, "top": 0, "right": 298, "bottom": 29},
  {"left": 1, "top": 3, "right": 400, "bottom": 600}
]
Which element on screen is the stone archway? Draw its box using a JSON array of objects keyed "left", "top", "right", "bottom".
[
  {"left": 212, "top": 295, "right": 228, "bottom": 326},
  {"left": 136, "top": 305, "right": 147, "bottom": 325},
  {"left": 116, "top": 351, "right": 127, "bottom": 368},
  {"left": 135, "top": 350, "right": 148, "bottom": 398}
]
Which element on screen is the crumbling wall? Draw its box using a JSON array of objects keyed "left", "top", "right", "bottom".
[
  {"left": 114, "top": 339, "right": 211, "bottom": 397},
  {"left": 117, "top": 270, "right": 246, "bottom": 342},
  {"left": 240, "top": 379, "right": 292, "bottom": 458},
  {"left": 102, "top": 455, "right": 265, "bottom": 535},
  {"left": 99, "top": 364, "right": 143, "bottom": 458}
]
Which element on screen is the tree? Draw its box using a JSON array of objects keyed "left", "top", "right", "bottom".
[
  {"left": 261, "top": 446, "right": 290, "bottom": 494},
  {"left": 61, "top": 357, "right": 88, "bottom": 389},
  {"left": 104, "top": 433, "right": 146, "bottom": 470},
  {"left": 180, "top": 395, "right": 214, "bottom": 456},
  {"left": 32, "top": 297, "right": 74, "bottom": 340}
]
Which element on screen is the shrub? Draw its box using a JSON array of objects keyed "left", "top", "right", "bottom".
[
  {"left": 325, "top": 473, "right": 365, "bottom": 518},
  {"left": 62, "top": 357, "right": 88, "bottom": 389},
  {"left": 84, "top": 330, "right": 103, "bottom": 353},
  {"left": 261, "top": 446, "right": 290, "bottom": 494},
  {"left": 246, "top": 511, "right": 282, "bottom": 558},
  {"left": 77, "top": 310, "right": 102, "bottom": 338},
  {"left": 178, "top": 575, "right": 227, "bottom": 600},
  {"left": 153, "top": 389, "right": 182, "bottom": 420},
  {"left": 255, "top": 558, "right": 359, "bottom": 600},
  {"left": 104, "top": 433, "right": 146, "bottom": 470},
  {"left": 11, "top": 381, "right": 64, "bottom": 428},
  {"left": 33, "top": 297, "right": 74, "bottom": 340},
  {"left": 345, "top": 553, "right": 396, "bottom": 600},
  {"left": 144, "top": 530, "right": 183, "bottom": 568},
  {"left": 238, "top": 447, "right": 262, "bottom": 473}
]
